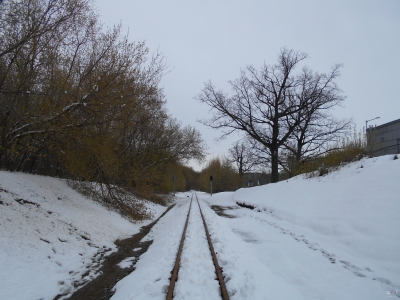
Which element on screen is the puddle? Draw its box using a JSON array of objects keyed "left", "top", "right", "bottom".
[{"left": 210, "top": 205, "right": 238, "bottom": 218}]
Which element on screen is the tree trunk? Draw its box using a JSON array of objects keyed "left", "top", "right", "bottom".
[
  {"left": 270, "top": 146, "right": 279, "bottom": 183},
  {"left": 271, "top": 112, "right": 280, "bottom": 183}
]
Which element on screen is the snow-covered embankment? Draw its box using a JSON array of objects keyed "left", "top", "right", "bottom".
[{"left": 0, "top": 172, "right": 165, "bottom": 300}]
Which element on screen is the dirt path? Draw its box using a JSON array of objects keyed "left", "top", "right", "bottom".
[{"left": 60, "top": 204, "right": 175, "bottom": 300}]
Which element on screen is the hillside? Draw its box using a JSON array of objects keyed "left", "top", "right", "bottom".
[
  {"left": 233, "top": 154, "right": 400, "bottom": 283},
  {"left": 0, "top": 172, "right": 166, "bottom": 300}
]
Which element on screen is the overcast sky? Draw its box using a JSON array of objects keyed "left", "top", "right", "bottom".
[{"left": 95, "top": 0, "right": 400, "bottom": 171}]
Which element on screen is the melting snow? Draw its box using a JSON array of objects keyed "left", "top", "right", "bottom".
[{"left": 0, "top": 172, "right": 165, "bottom": 300}]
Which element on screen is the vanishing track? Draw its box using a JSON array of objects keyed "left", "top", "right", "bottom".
[{"left": 166, "top": 193, "right": 230, "bottom": 300}]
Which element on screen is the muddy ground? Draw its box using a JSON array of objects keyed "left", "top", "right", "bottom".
[
  {"left": 210, "top": 205, "right": 239, "bottom": 218},
  {"left": 58, "top": 204, "right": 237, "bottom": 300}
]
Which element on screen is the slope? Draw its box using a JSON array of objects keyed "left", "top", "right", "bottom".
[{"left": 0, "top": 172, "right": 166, "bottom": 300}]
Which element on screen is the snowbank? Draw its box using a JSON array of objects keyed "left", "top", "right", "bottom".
[{"left": 231, "top": 155, "right": 400, "bottom": 293}]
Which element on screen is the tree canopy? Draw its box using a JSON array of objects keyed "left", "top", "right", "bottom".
[{"left": 0, "top": 0, "right": 206, "bottom": 212}]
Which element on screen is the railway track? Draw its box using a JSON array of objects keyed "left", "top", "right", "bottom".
[{"left": 166, "top": 193, "right": 230, "bottom": 300}]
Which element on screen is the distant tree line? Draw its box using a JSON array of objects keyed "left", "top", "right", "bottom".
[
  {"left": 161, "top": 157, "right": 239, "bottom": 194},
  {"left": 198, "top": 156, "right": 239, "bottom": 193},
  {"left": 0, "top": 0, "right": 206, "bottom": 211}
]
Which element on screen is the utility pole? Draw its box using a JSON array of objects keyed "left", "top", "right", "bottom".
[{"left": 366, "top": 116, "right": 380, "bottom": 132}]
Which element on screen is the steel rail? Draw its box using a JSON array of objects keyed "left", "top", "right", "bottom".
[
  {"left": 166, "top": 194, "right": 193, "bottom": 300},
  {"left": 196, "top": 194, "right": 230, "bottom": 300}
]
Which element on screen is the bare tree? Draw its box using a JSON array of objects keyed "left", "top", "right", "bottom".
[
  {"left": 198, "top": 49, "right": 307, "bottom": 182},
  {"left": 280, "top": 65, "right": 351, "bottom": 176},
  {"left": 197, "top": 48, "right": 346, "bottom": 182},
  {"left": 228, "top": 140, "right": 260, "bottom": 181}
]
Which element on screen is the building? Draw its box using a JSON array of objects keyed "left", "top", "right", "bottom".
[{"left": 367, "top": 118, "right": 400, "bottom": 156}]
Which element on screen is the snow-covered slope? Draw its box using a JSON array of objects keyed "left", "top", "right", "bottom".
[
  {"left": 0, "top": 172, "right": 165, "bottom": 300},
  {"left": 233, "top": 155, "right": 400, "bottom": 283},
  {"left": 205, "top": 155, "right": 400, "bottom": 299}
]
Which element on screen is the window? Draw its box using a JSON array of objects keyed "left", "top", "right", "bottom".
[{"left": 380, "top": 136, "right": 384, "bottom": 143}]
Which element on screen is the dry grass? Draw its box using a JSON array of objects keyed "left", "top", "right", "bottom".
[
  {"left": 66, "top": 180, "right": 156, "bottom": 222},
  {"left": 293, "top": 130, "right": 366, "bottom": 178}
]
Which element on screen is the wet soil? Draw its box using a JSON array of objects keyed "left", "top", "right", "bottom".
[
  {"left": 210, "top": 205, "right": 239, "bottom": 218},
  {"left": 235, "top": 202, "right": 255, "bottom": 210},
  {"left": 60, "top": 204, "right": 175, "bottom": 300}
]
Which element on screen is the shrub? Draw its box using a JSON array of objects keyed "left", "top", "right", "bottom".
[
  {"left": 67, "top": 180, "right": 154, "bottom": 222},
  {"left": 293, "top": 129, "right": 366, "bottom": 178}
]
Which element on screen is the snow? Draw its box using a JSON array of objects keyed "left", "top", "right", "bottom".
[
  {"left": 111, "top": 155, "right": 399, "bottom": 299},
  {"left": 118, "top": 257, "right": 137, "bottom": 269},
  {"left": 110, "top": 192, "right": 196, "bottom": 299},
  {"left": 1, "top": 155, "right": 399, "bottom": 300},
  {"left": 232, "top": 155, "right": 400, "bottom": 289},
  {"left": 0, "top": 172, "right": 166, "bottom": 300},
  {"left": 173, "top": 200, "right": 220, "bottom": 300}
]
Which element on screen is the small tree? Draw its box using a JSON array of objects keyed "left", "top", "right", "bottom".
[{"left": 228, "top": 140, "right": 261, "bottom": 186}]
